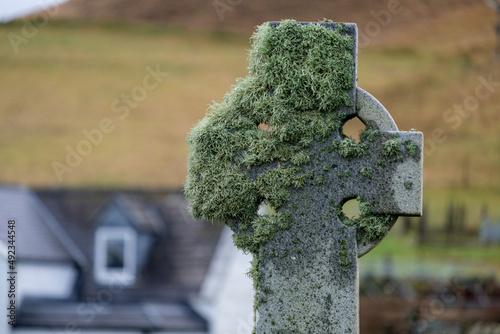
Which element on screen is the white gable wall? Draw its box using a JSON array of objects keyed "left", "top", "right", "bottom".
[
  {"left": 17, "top": 262, "right": 77, "bottom": 303},
  {"left": 0, "top": 241, "right": 12, "bottom": 334},
  {"left": 14, "top": 331, "right": 138, "bottom": 334},
  {"left": 211, "top": 249, "right": 255, "bottom": 334},
  {"left": 194, "top": 227, "right": 255, "bottom": 334},
  {"left": 14, "top": 331, "right": 207, "bottom": 334}
]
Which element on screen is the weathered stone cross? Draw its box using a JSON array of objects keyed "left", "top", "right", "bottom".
[{"left": 185, "top": 20, "right": 423, "bottom": 333}]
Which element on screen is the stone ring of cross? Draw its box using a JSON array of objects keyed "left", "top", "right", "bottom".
[
  {"left": 352, "top": 87, "right": 422, "bottom": 255},
  {"left": 186, "top": 20, "right": 423, "bottom": 334}
]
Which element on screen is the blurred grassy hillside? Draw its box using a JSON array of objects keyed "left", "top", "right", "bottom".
[
  {"left": 0, "top": 4, "right": 498, "bottom": 221},
  {"left": 55, "top": 0, "right": 479, "bottom": 32}
]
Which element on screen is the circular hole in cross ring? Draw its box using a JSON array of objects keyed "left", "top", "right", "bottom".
[
  {"left": 341, "top": 198, "right": 361, "bottom": 221},
  {"left": 342, "top": 116, "right": 365, "bottom": 142},
  {"left": 257, "top": 200, "right": 276, "bottom": 216},
  {"left": 258, "top": 123, "right": 270, "bottom": 131}
]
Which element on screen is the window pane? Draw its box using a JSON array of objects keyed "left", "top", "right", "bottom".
[{"left": 106, "top": 238, "right": 125, "bottom": 268}]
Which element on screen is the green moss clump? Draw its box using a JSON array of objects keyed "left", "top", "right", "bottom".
[
  {"left": 315, "top": 176, "right": 327, "bottom": 185},
  {"left": 340, "top": 197, "right": 395, "bottom": 241},
  {"left": 185, "top": 19, "right": 355, "bottom": 254},
  {"left": 291, "top": 151, "right": 310, "bottom": 166},
  {"left": 247, "top": 253, "right": 263, "bottom": 313},
  {"left": 359, "top": 167, "right": 373, "bottom": 178},
  {"left": 249, "top": 20, "right": 354, "bottom": 112},
  {"left": 234, "top": 210, "right": 293, "bottom": 253},
  {"left": 359, "top": 127, "right": 380, "bottom": 143},
  {"left": 256, "top": 166, "right": 305, "bottom": 208},
  {"left": 383, "top": 139, "right": 400, "bottom": 156},
  {"left": 405, "top": 139, "right": 417, "bottom": 157},
  {"left": 338, "top": 168, "right": 352, "bottom": 178},
  {"left": 338, "top": 138, "right": 367, "bottom": 158}
]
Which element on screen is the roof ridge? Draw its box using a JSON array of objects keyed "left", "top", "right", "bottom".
[
  {"left": 27, "top": 189, "right": 89, "bottom": 268},
  {"left": 113, "top": 194, "right": 165, "bottom": 233}
]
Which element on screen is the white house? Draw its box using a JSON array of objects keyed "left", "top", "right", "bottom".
[
  {"left": 194, "top": 227, "right": 255, "bottom": 334},
  {"left": 0, "top": 185, "right": 80, "bottom": 307},
  {"left": 0, "top": 185, "right": 256, "bottom": 333},
  {"left": 0, "top": 239, "right": 12, "bottom": 334}
]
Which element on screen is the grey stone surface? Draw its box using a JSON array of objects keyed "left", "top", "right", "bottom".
[
  {"left": 188, "top": 21, "right": 424, "bottom": 334},
  {"left": 356, "top": 88, "right": 423, "bottom": 218},
  {"left": 252, "top": 37, "right": 423, "bottom": 334},
  {"left": 254, "top": 95, "right": 423, "bottom": 332},
  {"left": 356, "top": 87, "right": 398, "bottom": 132},
  {"left": 480, "top": 219, "right": 500, "bottom": 244}
]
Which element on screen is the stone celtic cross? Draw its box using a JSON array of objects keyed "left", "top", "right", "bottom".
[{"left": 185, "top": 20, "right": 422, "bottom": 333}]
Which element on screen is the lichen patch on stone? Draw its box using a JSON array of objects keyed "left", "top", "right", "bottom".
[{"left": 184, "top": 19, "right": 355, "bottom": 254}]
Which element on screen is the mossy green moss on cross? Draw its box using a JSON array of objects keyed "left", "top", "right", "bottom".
[
  {"left": 185, "top": 20, "right": 357, "bottom": 253},
  {"left": 184, "top": 19, "right": 423, "bottom": 334}
]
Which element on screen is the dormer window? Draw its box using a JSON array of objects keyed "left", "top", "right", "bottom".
[
  {"left": 92, "top": 194, "right": 163, "bottom": 287},
  {"left": 94, "top": 227, "right": 137, "bottom": 286},
  {"left": 106, "top": 238, "right": 125, "bottom": 268}
]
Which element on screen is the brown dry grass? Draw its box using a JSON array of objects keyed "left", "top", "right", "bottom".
[{"left": 0, "top": 3, "right": 498, "bottom": 210}]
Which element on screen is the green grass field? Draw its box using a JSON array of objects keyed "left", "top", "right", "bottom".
[
  {"left": 0, "top": 19, "right": 250, "bottom": 186},
  {"left": 0, "top": 7, "right": 499, "bottom": 240},
  {"left": 359, "top": 225, "right": 500, "bottom": 279}
]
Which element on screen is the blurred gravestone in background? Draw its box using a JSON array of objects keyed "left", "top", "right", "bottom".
[{"left": 485, "top": 0, "right": 500, "bottom": 59}]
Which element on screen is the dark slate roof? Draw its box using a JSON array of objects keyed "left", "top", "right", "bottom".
[
  {"left": 113, "top": 194, "right": 165, "bottom": 233},
  {"left": 0, "top": 185, "right": 78, "bottom": 263},
  {"left": 34, "top": 188, "right": 224, "bottom": 302},
  {"left": 9, "top": 187, "right": 225, "bottom": 332},
  {"left": 18, "top": 298, "right": 207, "bottom": 332}
]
